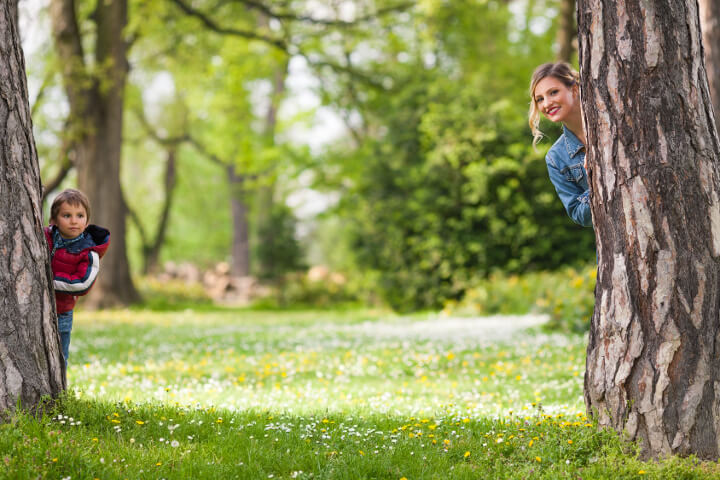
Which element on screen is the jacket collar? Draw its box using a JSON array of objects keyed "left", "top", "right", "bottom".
[{"left": 562, "top": 125, "right": 585, "bottom": 159}]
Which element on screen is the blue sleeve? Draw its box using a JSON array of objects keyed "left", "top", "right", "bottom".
[{"left": 546, "top": 156, "right": 592, "bottom": 227}]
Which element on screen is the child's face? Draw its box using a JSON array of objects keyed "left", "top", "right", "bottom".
[{"left": 51, "top": 202, "right": 88, "bottom": 239}]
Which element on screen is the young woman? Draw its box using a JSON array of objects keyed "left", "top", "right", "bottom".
[{"left": 529, "top": 62, "right": 592, "bottom": 227}]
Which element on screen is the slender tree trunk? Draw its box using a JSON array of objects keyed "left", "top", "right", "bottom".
[
  {"left": 578, "top": 0, "right": 720, "bottom": 460},
  {"left": 699, "top": 0, "right": 720, "bottom": 130},
  {"left": 143, "top": 148, "right": 177, "bottom": 274},
  {"left": 49, "top": 0, "right": 139, "bottom": 308},
  {"left": 228, "top": 167, "right": 250, "bottom": 277},
  {"left": 254, "top": 59, "right": 289, "bottom": 277},
  {"left": 556, "top": 0, "right": 576, "bottom": 62},
  {"left": 0, "top": 2, "right": 65, "bottom": 411}
]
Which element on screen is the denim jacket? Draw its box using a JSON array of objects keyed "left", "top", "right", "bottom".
[{"left": 545, "top": 126, "right": 592, "bottom": 227}]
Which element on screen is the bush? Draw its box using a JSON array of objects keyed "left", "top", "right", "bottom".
[
  {"left": 251, "top": 269, "right": 365, "bottom": 309},
  {"left": 445, "top": 265, "right": 596, "bottom": 333}
]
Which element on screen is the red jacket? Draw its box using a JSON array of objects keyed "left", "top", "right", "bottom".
[{"left": 44, "top": 225, "right": 110, "bottom": 314}]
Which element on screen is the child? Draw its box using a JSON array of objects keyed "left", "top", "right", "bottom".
[
  {"left": 44, "top": 188, "right": 110, "bottom": 370},
  {"left": 528, "top": 62, "right": 592, "bottom": 227}
]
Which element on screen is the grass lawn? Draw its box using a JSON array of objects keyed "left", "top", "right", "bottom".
[{"left": 1, "top": 309, "right": 718, "bottom": 479}]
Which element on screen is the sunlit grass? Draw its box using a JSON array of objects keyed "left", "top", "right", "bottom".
[{"left": 69, "top": 310, "right": 584, "bottom": 416}]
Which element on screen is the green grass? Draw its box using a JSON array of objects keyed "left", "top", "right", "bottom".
[{"left": 2, "top": 309, "right": 719, "bottom": 479}]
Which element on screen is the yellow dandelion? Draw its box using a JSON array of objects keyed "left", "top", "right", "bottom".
[
  {"left": 135, "top": 420, "right": 144, "bottom": 425},
  {"left": 529, "top": 440, "right": 534, "bottom": 447},
  {"left": 156, "top": 462, "right": 162, "bottom": 466},
  {"left": 638, "top": 471, "right": 646, "bottom": 475},
  {"left": 52, "top": 458, "right": 58, "bottom": 462},
  {"left": 463, "top": 451, "right": 470, "bottom": 458},
  {"left": 359, "top": 450, "right": 364, "bottom": 456},
  {"left": 567, "top": 440, "right": 573, "bottom": 444},
  {"left": 535, "top": 456, "right": 541, "bottom": 462}
]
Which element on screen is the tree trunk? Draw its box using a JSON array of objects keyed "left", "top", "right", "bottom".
[
  {"left": 556, "top": 0, "right": 576, "bottom": 63},
  {"left": 0, "top": 3, "right": 65, "bottom": 411},
  {"left": 143, "top": 148, "right": 177, "bottom": 274},
  {"left": 254, "top": 59, "right": 289, "bottom": 277},
  {"left": 228, "top": 167, "right": 250, "bottom": 277},
  {"left": 699, "top": 0, "right": 720, "bottom": 130},
  {"left": 578, "top": 0, "right": 720, "bottom": 460},
  {"left": 49, "top": 0, "right": 139, "bottom": 308}
]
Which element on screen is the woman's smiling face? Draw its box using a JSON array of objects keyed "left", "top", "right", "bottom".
[{"left": 533, "top": 76, "right": 579, "bottom": 124}]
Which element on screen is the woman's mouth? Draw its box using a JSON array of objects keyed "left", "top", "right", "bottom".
[{"left": 547, "top": 106, "right": 560, "bottom": 116}]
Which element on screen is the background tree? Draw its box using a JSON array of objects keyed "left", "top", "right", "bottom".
[
  {"left": 699, "top": 0, "right": 720, "bottom": 129},
  {"left": 556, "top": 0, "right": 576, "bottom": 62},
  {"left": 579, "top": 0, "right": 720, "bottom": 460},
  {"left": 49, "top": 0, "right": 139, "bottom": 307},
  {"left": 0, "top": 1, "right": 65, "bottom": 411},
  {"left": 310, "top": 0, "right": 594, "bottom": 310}
]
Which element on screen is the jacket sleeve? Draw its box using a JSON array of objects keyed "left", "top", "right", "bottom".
[
  {"left": 53, "top": 251, "right": 101, "bottom": 295},
  {"left": 546, "top": 157, "right": 593, "bottom": 227}
]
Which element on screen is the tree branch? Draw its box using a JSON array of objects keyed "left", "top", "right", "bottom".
[
  {"left": 169, "top": 0, "right": 289, "bottom": 52},
  {"left": 232, "top": 0, "right": 415, "bottom": 27}
]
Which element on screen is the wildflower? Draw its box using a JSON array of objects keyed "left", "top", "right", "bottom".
[
  {"left": 463, "top": 451, "right": 470, "bottom": 458},
  {"left": 136, "top": 420, "right": 145, "bottom": 425},
  {"left": 567, "top": 440, "right": 573, "bottom": 444},
  {"left": 535, "top": 456, "right": 541, "bottom": 462},
  {"left": 638, "top": 471, "right": 646, "bottom": 475},
  {"left": 171, "top": 440, "right": 180, "bottom": 448}
]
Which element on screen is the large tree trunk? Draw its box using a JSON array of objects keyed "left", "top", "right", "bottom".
[
  {"left": 699, "top": 0, "right": 720, "bottom": 130},
  {"left": 49, "top": 0, "right": 139, "bottom": 308},
  {"left": 578, "top": 0, "right": 720, "bottom": 460},
  {"left": 556, "top": 0, "right": 576, "bottom": 62},
  {"left": 0, "top": 2, "right": 65, "bottom": 411}
]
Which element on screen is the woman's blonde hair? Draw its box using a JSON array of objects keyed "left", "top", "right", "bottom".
[{"left": 528, "top": 62, "right": 579, "bottom": 149}]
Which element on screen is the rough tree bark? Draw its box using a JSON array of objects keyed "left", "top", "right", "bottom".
[
  {"left": 699, "top": 0, "right": 720, "bottom": 129},
  {"left": 578, "top": 0, "right": 720, "bottom": 460},
  {"left": 556, "top": 0, "right": 576, "bottom": 63},
  {"left": 0, "top": 1, "right": 66, "bottom": 411},
  {"left": 49, "top": 0, "right": 140, "bottom": 307}
]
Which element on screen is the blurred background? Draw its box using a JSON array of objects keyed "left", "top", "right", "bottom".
[{"left": 19, "top": 0, "right": 595, "bottom": 327}]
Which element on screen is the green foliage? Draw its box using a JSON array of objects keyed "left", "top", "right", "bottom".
[
  {"left": 536, "top": 265, "right": 596, "bottom": 333},
  {"left": 253, "top": 271, "right": 362, "bottom": 309},
  {"left": 339, "top": 82, "right": 594, "bottom": 311},
  {"left": 253, "top": 203, "right": 305, "bottom": 279},
  {"left": 446, "top": 265, "right": 597, "bottom": 333},
  {"left": 309, "top": 1, "right": 594, "bottom": 311}
]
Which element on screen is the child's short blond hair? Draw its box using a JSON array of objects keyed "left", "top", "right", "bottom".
[{"left": 50, "top": 189, "right": 91, "bottom": 222}]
